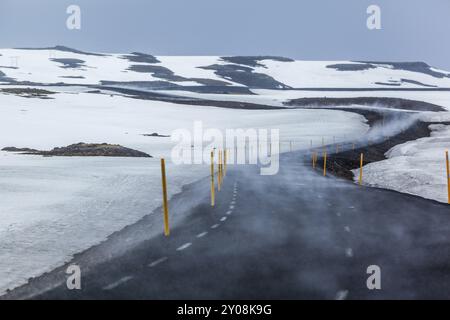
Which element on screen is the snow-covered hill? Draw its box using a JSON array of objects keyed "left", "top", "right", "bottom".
[
  {"left": 1, "top": 46, "right": 450, "bottom": 90},
  {"left": 1, "top": 46, "right": 449, "bottom": 297}
]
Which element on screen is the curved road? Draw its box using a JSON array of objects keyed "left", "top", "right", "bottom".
[{"left": 4, "top": 152, "right": 450, "bottom": 299}]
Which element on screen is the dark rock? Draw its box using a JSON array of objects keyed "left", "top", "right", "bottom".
[
  {"left": 127, "top": 64, "right": 186, "bottom": 81},
  {"left": 60, "top": 75, "right": 86, "bottom": 79},
  {"left": 284, "top": 97, "right": 445, "bottom": 112},
  {"left": 200, "top": 64, "right": 290, "bottom": 89},
  {"left": 313, "top": 120, "right": 450, "bottom": 181},
  {"left": 126, "top": 64, "right": 231, "bottom": 86},
  {"left": 2, "top": 143, "right": 151, "bottom": 158},
  {"left": 221, "top": 56, "right": 294, "bottom": 67},
  {"left": 2, "top": 147, "right": 39, "bottom": 152},
  {"left": 100, "top": 80, "right": 181, "bottom": 90},
  {"left": 356, "top": 61, "right": 450, "bottom": 79},
  {"left": 0, "top": 88, "right": 55, "bottom": 99},
  {"left": 327, "top": 63, "right": 377, "bottom": 71},
  {"left": 142, "top": 133, "right": 170, "bottom": 137},
  {"left": 121, "top": 52, "right": 160, "bottom": 64},
  {"left": 50, "top": 58, "right": 86, "bottom": 69},
  {"left": 16, "top": 46, "right": 107, "bottom": 57},
  {"left": 400, "top": 79, "right": 437, "bottom": 88}
]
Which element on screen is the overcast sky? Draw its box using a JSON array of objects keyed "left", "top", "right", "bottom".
[{"left": 1, "top": 0, "right": 450, "bottom": 69}]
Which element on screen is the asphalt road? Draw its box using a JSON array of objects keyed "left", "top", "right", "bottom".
[{"left": 4, "top": 152, "right": 450, "bottom": 299}]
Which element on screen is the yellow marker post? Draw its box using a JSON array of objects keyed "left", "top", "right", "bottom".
[
  {"left": 220, "top": 149, "right": 223, "bottom": 179},
  {"left": 160, "top": 158, "right": 170, "bottom": 236},
  {"left": 224, "top": 149, "right": 227, "bottom": 177},
  {"left": 446, "top": 151, "right": 450, "bottom": 204},
  {"left": 359, "top": 153, "right": 364, "bottom": 185},
  {"left": 221, "top": 150, "right": 225, "bottom": 180},
  {"left": 323, "top": 151, "right": 327, "bottom": 176},
  {"left": 218, "top": 150, "right": 222, "bottom": 191},
  {"left": 217, "top": 151, "right": 221, "bottom": 191},
  {"left": 210, "top": 151, "right": 215, "bottom": 206}
]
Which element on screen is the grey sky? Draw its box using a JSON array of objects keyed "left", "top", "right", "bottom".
[{"left": 1, "top": 0, "right": 450, "bottom": 69}]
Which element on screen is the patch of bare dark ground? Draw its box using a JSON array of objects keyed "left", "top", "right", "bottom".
[
  {"left": 312, "top": 120, "right": 450, "bottom": 180},
  {"left": 97, "top": 86, "right": 283, "bottom": 110},
  {"left": 285, "top": 96, "right": 445, "bottom": 112},
  {"left": 0, "top": 88, "right": 55, "bottom": 99},
  {"left": 2, "top": 143, "right": 151, "bottom": 158},
  {"left": 142, "top": 132, "right": 170, "bottom": 138},
  {"left": 99, "top": 88, "right": 449, "bottom": 113}
]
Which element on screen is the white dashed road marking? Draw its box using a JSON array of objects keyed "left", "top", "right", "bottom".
[
  {"left": 345, "top": 248, "right": 353, "bottom": 258},
  {"left": 335, "top": 290, "right": 349, "bottom": 300},
  {"left": 220, "top": 217, "right": 227, "bottom": 222},
  {"left": 148, "top": 257, "right": 168, "bottom": 268},
  {"left": 344, "top": 226, "right": 351, "bottom": 232},
  {"left": 226, "top": 210, "right": 232, "bottom": 215},
  {"left": 103, "top": 276, "right": 133, "bottom": 290},
  {"left": 177, "top": 242, "right": 192, "bottom": 251},
  {"left": 196, "top": 231, "right": 208, "bottom": 238},
  {"left": 211, "top": 224, "right": 220, "bottom": 229},
  {"left": 229, "top": 205, "right": 235, "bottom": 210}
]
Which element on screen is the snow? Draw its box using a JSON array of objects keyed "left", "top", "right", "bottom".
[
  {"left": 0, "top": 153, "right": 206, "bottom": 293},
  {"left": 156, "top": 56, "right": 243, "bottom": 86},
  {"left": 155, "top": 88, "right": 450, "bottom": 113},
  {"left": 0, "top": 90, "right": 368, "bottom": 294},
  {"left": 256, "top": 60, "right": 450, "bottom": 89},
  {"left": 0, "top": 89, "right": 368, "bottom": 153},
  {"left": 3, "top": 49, "right": 450, "bottom": 89},
  {"left": 250, "top": 89, "right": 450, "bottom": 112},
  {"left": 0, "top": 50, "right": 223, "bottom": 87},
  {"left": 1, "top": 48, "right": 449, "bottom": 294},
  {"left": 0, "top": 49, "right": 155, "bottom": 85},
  {"left": 354, "top": 124, "right": 450, "bottom": 204},
  {"left": 157, "top": 89, "right": 285, "bottom": 107}
]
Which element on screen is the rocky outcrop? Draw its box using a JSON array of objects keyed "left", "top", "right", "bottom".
[{"left": 2, "top": 143, "right": 152, "bottom": 158}]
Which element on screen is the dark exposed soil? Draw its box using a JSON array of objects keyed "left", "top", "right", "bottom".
[
  {"left": 142, "top": 132, "right": 170, "bottom": 138},
  {"left": 98, "top": 86, "right": 282, "bottom": 110},
  {"left": 221, "top": 56, "right": 294, "bottom": 67},
  {"left": 0, "top": 88, "right": 55, "bottom": 99},
  {"left": 285, "top": 97, "right": 445, "bottom": 112},
  {"left": 311, "top": 121, "right": 450, "bottom": 180},
  {"left": 1, "top": 147, "right": 39, "bottom": 153},
  {"left": 2, "top": 143, "right": 151, "bottom": 158},
  {"left": 50, "top": 58, "right": 86, "bottom": 69}
]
